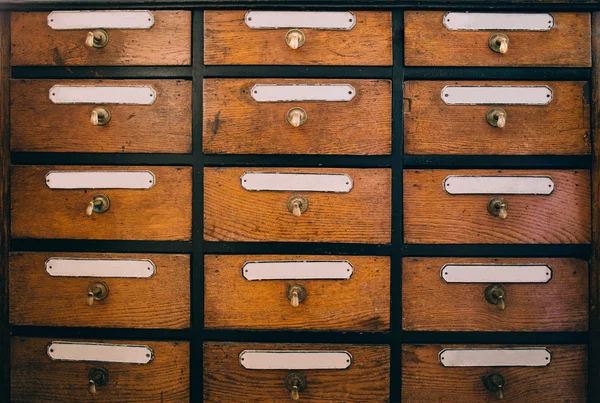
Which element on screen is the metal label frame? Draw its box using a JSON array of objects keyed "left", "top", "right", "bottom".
[
  {"left": 244, "top": 11, "right": 357, "bottom": 30},
  {"left": 239, "top": 350, "right": 353, "bottom": 370},
  {"left": 242, "top": 260, "right": 354, "bottom": 281},
  {"left": 250, "top": 84, "right": 356, "bottom": 102},
  {"left": 441, "top": 86, "right": 553, "bottom": 105},
  {"left": 241, "top": 172, "right": 353, "bottom": 193},
  {"left": 47, "top": 10, "right": 155, "bottom": 30},
  {"left": 440, "top": 264, "right": 552, "bottom": 283},
  {"left": 45, "top": 170, "right": 156, "bottom": 190},
  {"left": 439, "top": 348, "right": 552, "bottom": 367},
  {"left": 443, "top": 12, "right": 554, "bottom": 31},
  {"left": 47, "top": 341, "right": 154, "bottom": 364},
  {"left": 443, "top": 175, "right": 555, "bottom": 195},
  {"left": 49, "top": 85, "right": 157, "bottom": 105},
  {"left": 45, "top": 258, "right": 156, "bottom": 278}
]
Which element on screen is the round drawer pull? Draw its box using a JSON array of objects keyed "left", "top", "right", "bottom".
[
  {"left": 285, "top": 29, "right": 306, "bottom": 50},
  {"left": 285, "top": 372, "right": 306, "bottom": 401},
  {"left": 86, "top": 194, "right": 110, "bottom": 217},
  {"left": 487, "top": 108, "right": 507, "bottom": 128},
  {"left": 85, "top": 29, "right": 109, "bottom": 48},
  {"left": 485, "top": 284, "right": 506, "bottom": 311},
  {"left": 487, "top": 197, "right": 508, "bottom": 220},
  {"left": 86, "top": 281, "right": 109, "bottom": 306},
  {"left": 90, "top": 106, "right": 111, "bottom": 126},
  {"left": 287, "top": 195, "right": 308, "bottom": 217},
  {"left": 287, "top": 107, "right": 308, "bottom": 128},
  {"left": 483, "top": 372, "right": 505, "bottom": 400},
  {"left": 287, "top": 284, "right": 307, "bottom": 307},
  {"left": 489, "top": 33, "right": 509, "bottom": 54},
  {"left": 88, "top": 367, "right": 109, "bottom": 394}
]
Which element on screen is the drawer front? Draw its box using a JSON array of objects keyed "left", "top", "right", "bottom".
[
  {"left": 9, "top": 252, "right": 190, "bottom": 329},
  {"left": 205, "top": 255, "right": 390, "bottom": 331},
  {"left": 402, "top": 344, "right": 587, "bottom": 402},
  {"left": 204, "top": 342, "right": 390, "bottom": 402},
  {"left": 204, "top": 168, "right": 391, "bottom": 243},
  {"left": 11, "top": 79, "right": 192, "bottom": 153},
  {"left": 402, "top": 257, "right": 588, "bottom": 332},
  {"left": 405, "top": 11, "right": 591, "bottom": 67},
  {"left": 11, "top": 337, "right": 190, "bottom": 402},
  {"left": 11, "top": 166, "right": 192, "bottom": 240},
  {"left": 404, "top": 81, "right": 590, "bottom": 155},
  {"left": 11, "top": 11, "right": 191, "bottom": 66},
  {"left": 404, "top": 170, "right": 590, "bottom": 244},
  {"left": 204, "top": 11, "right": 392, "bottom": 66},
  {"left": 203, "top": 79, "right": 392, "bottom": 155}
]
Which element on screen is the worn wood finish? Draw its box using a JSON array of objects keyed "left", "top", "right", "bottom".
[
  {"left": 205, "top": 255, "right": 390, "bottom": 331},
  {"left": 204, "top": 167, "right": 391, "bottom": 243},
  {"left": 404, "top": 169, "right": 591, "bottom": 244},
  {"left": 402, "top": 344, "right": 587, "bottom": 402},
  {"left": 404, "top": 81, "right": 590, "bottom": 155},
  {"left": 11, "top": 337, "right": 190, "bottom": 402},
  {"left": 405, "top": 11, "right": 591, "bottom": 67},
  {"left": 203, "top": 79, "right": 392, "bottom": 155},
  {"left": 402, "top": 257, "right": 588, "bottom": 332},
  {"left": 204, "top": 11, "right": 392, "bottom": 66},
  {"left": 11, "top": 11, "right": 191, "bottom": 66},
  {"left": 11, "top": 79, "right": 192, "bottom": 153},
  {"left": 11, "top": 165, "right": 192, "bottom": 240},
  {"left": 9, "top": 252, "right": 190, "bottom": 329},
  {"left": 204, "top": 342, "right": 390, "bottom": 402}
]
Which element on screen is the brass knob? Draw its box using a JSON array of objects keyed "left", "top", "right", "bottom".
[
  {"left": 85, "top": 29, "right": 109, "bottom": 48},
  {"left": 285, "top": 29, "right": 305, "bottom": 50},
  {"left": 90, "top": 106, "right": 111, "bottom": 126},
  {"left": 86, "top": 281, "right": 109, "bottom": 306},
  {"left": 485, "top": 284, "right": 507, "bottom": 311},
  {"left": 88, "top": 367, "right": 108, "bottom": 395},
  {"left": 489, "top": 33, "right": 509, "bottom": 54},
  {"left": 488, "top": 197, "right": 508, "bottom": 220},
  {"left": 285, "top": 372, "right": 306, "bottom": 401},
  {"left": 287, "top": 107, "right": 307, "bottom": 128},
  {"left": 287, "top": 284, "right": 307, "bottom": 307},
  {"left": 483, "top": 372, "right": 505, "bottom": 400},
  {"left": 86, "top": 194, "right": 110, "bottom": 217},
  {"left": 287, "top": 195, "right": 308, "bottom": 217},
  {"left": 487, "top": 108, "right": 507, "bottom": 128}
]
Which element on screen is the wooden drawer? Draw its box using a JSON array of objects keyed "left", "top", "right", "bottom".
[
  {"left": 11, "top": 166, "right": 192, "bottom": 240},
  {"left": 402, "top": 257, "right": 588, "bottom": 332},
  {"left": 204, "top": 342, "right": 390, "bottom": 402},
  {"left": 11, "top": 11, "right": 191, "bottom": 66},
  {"left": 204, "top": 168, "right": 391, "bottom": 243},
  {"left": 203, "top": 79, "right": 391, "bottom": 155},
  {"left": 205, "top": 255, "right": 390, "bottom": 331},
  {"left": 404, "top": 81, "right": 590, "bottom": 155},
  {"left": 405, "top": 11, "right": 591, "bottom": 67},
  {"left": 204, "top": 11, "right": 392, "bottom": 66},
  {"left": 404, "top": 170, "right": 590, "bottom": 244},
  {"left": 11, "top": 337, "right": 190, "bottom": 402},
  {"left": 9, "top": 252, "right": 190, "bottom": 329},
  {"left": 402, "top": 344, "right": 587, "bottom": 402},
  {"left": 11, "top": 79, "right": 192, "bottom": 154}
]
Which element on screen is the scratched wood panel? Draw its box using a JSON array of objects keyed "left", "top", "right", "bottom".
[
  {"left": 11, "top": 79, "right": 192, "bottom": 153},
  {"left": 204, "top": 342, "right": 390, "bottom": 402},
  {"left": 402, "top": 257, "right": 588, "bottom": 331},
  {"left": 11, "top": 337, "right": 189, "bottom": 402},
  {"left": 405, "top": 12, "right": 591, "bottom": 67},
  {"left": 11, "top": 166, "right": 192, "bottom": 240},
  {"left": 11, "top": 11, "right": 191, "bottom": 66},
  {"left": 404, "top": 170, "right": 590, "bottom": 244},
  {"left": 204, "top": 168, "right": 391, "bottom": 243},
  {"left": 9, "top": 252, "right": 190, "bottom": 329},
  {"left": 402, "top": 344, "right": 587, "bottom": 402},
  {"left": 203, "top": 79, "right": 391, "bottom": 155},
  {"left": 205, "top": 255, "right": 390, "bottom": 331},
  {"left": 404, "top": 81, "right": 590, "bottom": 155},
  {"left": 204, "top": 11, "right": 392, "bottom": 66}
]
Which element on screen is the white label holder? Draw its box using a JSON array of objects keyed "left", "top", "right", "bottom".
[
  {"left": 45, "top": 171, "right": 156, "bottom": 190},
  {"left": 441, "top": 86, "right": 553, "bottom": 105},
  {"left": 48, "top": 10, "right": 155, "bottom": 30},
  {"left": 441, "top": 264, "right": 552, "bottom": 283},
  {"left": 239, "top": 350, "right": 352, "bottom": 370},
  {"left": 443, "top": 12, "right": 554, "bottom": 31},
  {"left": 241, "top": 172, "right": 353, "bottom": 193},
  {"left": 46, "top": 258, "right": 156, "bottom": 278},
  {"left": 244, "top": 11, "right": 356, "bottom": 30},
  {"left": 439, "top": 348, "right": 551, "bottom": 367},
  {"left": 47, "top": 341, "right": 154, "bottom": 364},
  {"left": 443, "top": 176, "right": 555, "bottom": 195},
  {"left": 242, "top": 260, "right": 354, "bottom": 281},
  {"left": 49, "top": 85, "right": 157, "bottom": 105},
  {"left": 251, "top": 84, "right": 356, "bottom": 102}
]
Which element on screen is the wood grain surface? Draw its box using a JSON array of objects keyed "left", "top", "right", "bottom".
[
  {"left": 404, "top": 81, "right": 590, "bottom": 155},
  {"left": 402, "top": 344, "right": 587, "bottom": 402},
  {"left": 11, "top": 11, "right": 191, "bottom": 66},
  {"left": 204, "top": 167, "right": 391, "bottom": 243},
  {"left": 404, "top": 170, "right": 591, "bottom": 244},
  {"left": 11, "top": 166, "right": 192, "bottom": 240},
  {"left": 204, "top": 11, "right": 392, "bottom": 66},
  {"left": 405, "top": 11, "right": 591, "bottom": 67},
  {"left": 11, "top": 79, "right": 192, "bottom": 153},
  {"left": 203, "top": 79, "right": 391, "bottom": 155},
  {"left": 204, "top": 255, "right": 390, "bottom": 331},
  {"left": 9, "top": 252, "right": 190, "bottom": 329},
  {"left": 402, "top": 257, "right": 588, "bottom": 331},
  {"left": 11, "top": 337, "right": 190, "bottom": 402},
  {"left": 204, "top": 342, "right": 390, "bottom": 402}
]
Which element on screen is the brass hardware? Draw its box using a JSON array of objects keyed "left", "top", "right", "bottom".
[
  {"left": 86, "top": 194, "right": 110, "bottom": 217},
  {"left": 287, "top": 195, "right": 308, "bottom": 217},
  {"left": 88, "top": 367, "right": 108, "bottom": 395},
  {"left": 287, "top": 107, "right": 308, "bottom": 128},
  {"left": 485, "top": 284, "right": 507, "bottom": 311},
  {"left": 85, "top": 29, "right": 109, "bottom": 48},
  {"left": 489, "top": 33, "right": 509, "bottom": 54},
  {"left": 285, "top": 29, "right": 306, "bottom": 50},
  {"left": 86, "top": 281, "right": 109, "bottom": 306},
  {"left": 487, "top": 108, "right": 507, "bottom": 128},
  {"left": 90, "top": 106, "right": 111, "bottom": 126},
  {"left": 285, "top": 372, "right": 306, "bottom": 401},
  {"left": 286, "top": 284, "right": 307, "bottom": 307},
  {"left": 483, "top": 372, "right": 505, "bottom": 400},
  {"left": 487, "top": 197, "right": 508, "bottom": 220}
]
